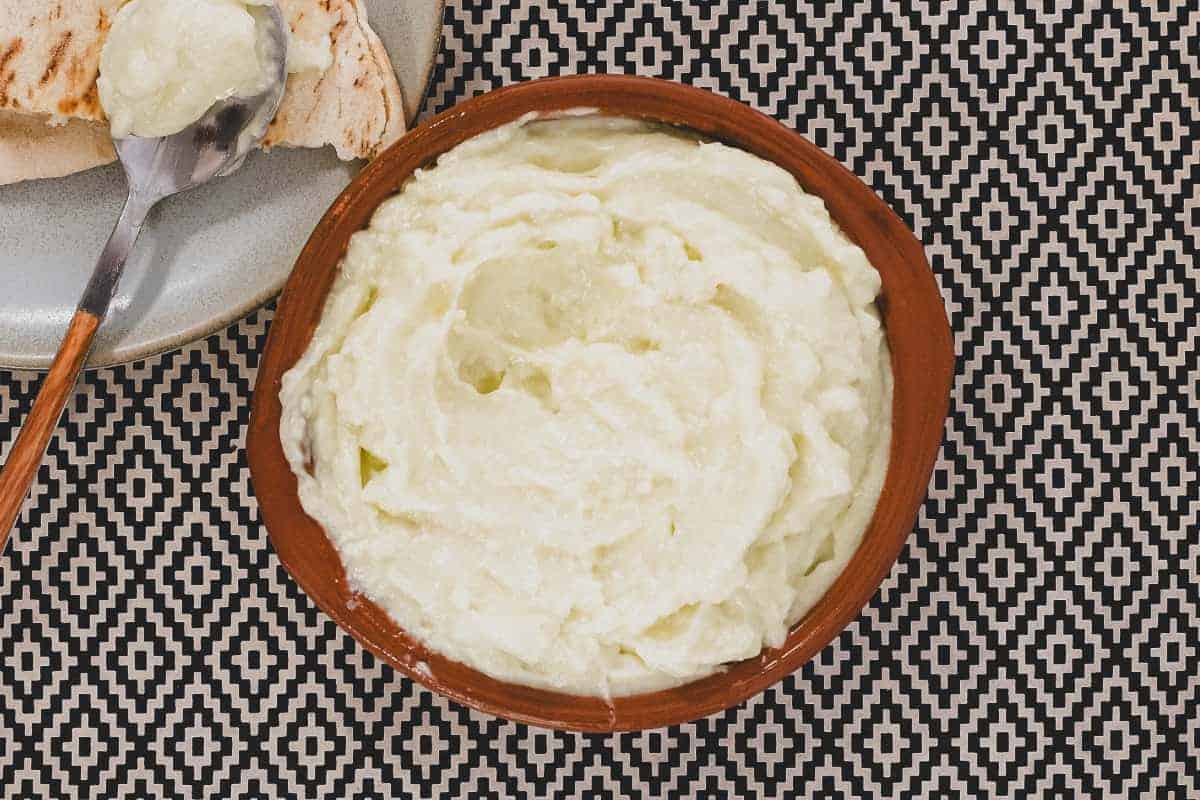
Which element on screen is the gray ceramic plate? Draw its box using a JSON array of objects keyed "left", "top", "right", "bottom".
[{"left": 0, "top": 0, "right": 444, "bottom": 370}]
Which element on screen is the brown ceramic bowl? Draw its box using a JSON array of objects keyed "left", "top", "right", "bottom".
[{"left": 247, "top": 75, "right": 954, "bottom": 732}]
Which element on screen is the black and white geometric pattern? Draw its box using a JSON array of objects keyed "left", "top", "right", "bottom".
[{"left": 2, "top": 1, "right": 1198, "bottom": 796}]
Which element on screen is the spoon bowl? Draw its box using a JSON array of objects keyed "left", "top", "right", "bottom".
[{"left": 113, "top": 2, "right": 289, "bottom": 202}]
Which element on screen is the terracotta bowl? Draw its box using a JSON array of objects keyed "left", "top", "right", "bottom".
[{"left": 247, "top": 75, "right": 954, "bottom": 732}]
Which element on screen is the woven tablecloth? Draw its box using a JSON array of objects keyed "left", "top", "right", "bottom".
[{"left": 2, "top": 2, "right": 1197, "bottom": 797}]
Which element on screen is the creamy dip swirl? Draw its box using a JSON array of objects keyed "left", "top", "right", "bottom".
[
  {"left": 279, "top": 116, "right": 893, "bottom": 696},
  {"left": 98, "top": 0, "right": 326, "bottom": 139},
  {"left": 98, "top": 0, "right": 273, "bottom": 138}
]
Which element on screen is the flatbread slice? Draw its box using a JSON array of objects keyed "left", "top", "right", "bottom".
[
  {"left": 0, "top": 110, "right": 113, "bottom": 183},
  {"left": 0, "top": 0, "right": 405, "bottom": 184},
  {"left": 264, "top": 0, "right": 406, "bottom": 160}
]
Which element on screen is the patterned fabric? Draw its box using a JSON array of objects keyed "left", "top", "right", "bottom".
[{"left": 2, "top": 1, "right": 1197, "bottom": 797}]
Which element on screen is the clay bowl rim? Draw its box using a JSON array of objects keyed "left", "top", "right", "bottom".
[{"left": 247, "top": 74, "right": 954, "bottom": 733}]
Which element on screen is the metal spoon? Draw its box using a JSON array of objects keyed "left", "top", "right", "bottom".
[{"left": 0, "top": 3, "right": 289, "bottom": 550}]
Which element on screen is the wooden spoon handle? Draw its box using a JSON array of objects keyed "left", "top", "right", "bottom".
[{"left": 0, "top": 309, "right": 100, "bottom": 550}]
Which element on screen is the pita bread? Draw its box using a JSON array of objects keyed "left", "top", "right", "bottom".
[
  {"left": 0, "top": 111, "right": 113, "bottom": 183},
  {"left": 0, "top": 0, "right": 405, "bottom": 185},
  {"left": 264, "top": 0, "right": 406, "bottom": 160}
]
